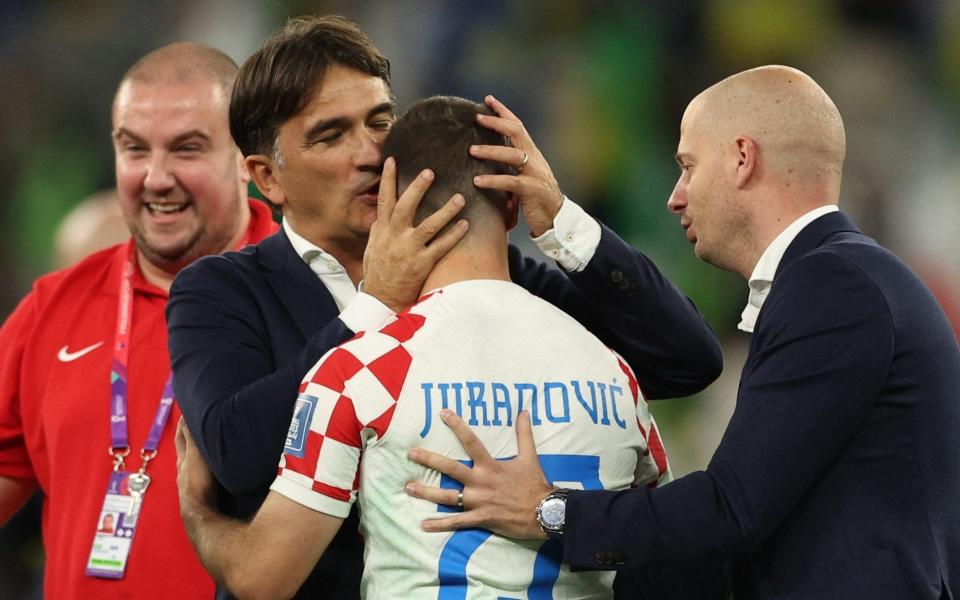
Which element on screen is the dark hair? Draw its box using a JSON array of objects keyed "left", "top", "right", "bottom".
[
  {"left": 382, "top": 96, "right": 511, "bottom": 229},
  {"left": 230, "top": 15, "right": 391, "bottom": 157}
]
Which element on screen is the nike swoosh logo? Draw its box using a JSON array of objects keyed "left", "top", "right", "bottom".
[{"left": 57, "top": 342, "right": 104, "bottom": 362}]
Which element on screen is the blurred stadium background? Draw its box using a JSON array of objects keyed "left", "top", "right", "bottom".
[{"left": 1, "top": 1, "right": 959, "bottom": 596}]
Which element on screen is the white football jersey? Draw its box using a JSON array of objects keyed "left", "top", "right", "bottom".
[{"left": 271, "top": 280, "right": 670, "bottom": 599}]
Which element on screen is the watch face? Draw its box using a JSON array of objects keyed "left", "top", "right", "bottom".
[{"left": 541, "top": 497, "right": 565, "bottom": 528}]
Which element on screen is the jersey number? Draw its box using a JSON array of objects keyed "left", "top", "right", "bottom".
[{"left": 435, "top": 454, "right": 602, "bottom": 600}]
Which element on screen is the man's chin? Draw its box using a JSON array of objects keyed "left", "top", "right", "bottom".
[
  {"left": 692, "top": 243, "right": 735, "bottom": 273},
  {"left": 133, "top": 231, "right": 205, "bottom": 269},
  {"left": 355, "top": 210, "right": 378, "bottom": 233},
  {"left": 692, "top": 240, "right": 711, "bottom": 262}
]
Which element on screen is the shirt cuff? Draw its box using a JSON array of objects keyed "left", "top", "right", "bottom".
[
  {"left": 531, "top": 196, "right": 601, "bottom": 272},
  {"left": 271, "top": 474, "right": 352, "bottom": 519},
  {"left": 339, "top": 291, "right": 396, "bottom": 333}
]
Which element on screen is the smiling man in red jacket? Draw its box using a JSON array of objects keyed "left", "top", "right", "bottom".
[{"left": 0, "top": 42, "right": 278, "bottom": 599}]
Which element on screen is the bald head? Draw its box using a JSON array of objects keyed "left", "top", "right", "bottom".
[
  {"left": 669, "top": 66, "right": 848, "bottom": 277},
  {"left": 113, "top": 42, "right": 238, "bottom": 121},
  {"left": 110, "top": 42, "right": 250, "bottom": 285},
  {"left": 688, "top": 65, "right": 845, "bottom": 198}
]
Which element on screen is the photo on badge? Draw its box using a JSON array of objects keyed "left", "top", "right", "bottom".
[{"left": 86, "top": 470, "right": 142, "bottom": 579}]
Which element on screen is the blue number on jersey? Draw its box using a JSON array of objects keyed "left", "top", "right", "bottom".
[{"left": 436, "top": 454, "right": 602, "bottom": 600}]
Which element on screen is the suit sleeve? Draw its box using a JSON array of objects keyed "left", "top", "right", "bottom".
[
  {"left": 562, "top": 252, "right": 894, "bottom": 568},
  {"left": 509, "top": 221, "right": 722, "bottom": 400},
  {"left": 167, "top": 257, "right": 355, "bottom": 496},
  {"left": 0, "top": 292, "right": 39, "bottom": 480}
]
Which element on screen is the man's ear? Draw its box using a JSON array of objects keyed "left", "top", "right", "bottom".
[
  {"left": 504, "top": 192, "right": 520, "bottom": 231},
  {"left": 734, "top": 136, "right": 759, "bottom": 189},
  {"left": 246, "top": 154, "right": 286, "bottom": 208}
]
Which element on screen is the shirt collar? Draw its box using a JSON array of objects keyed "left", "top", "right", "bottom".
[
  {"left": 105, "top": 239, "right": 167, "bottom": 298},
  {"left": 281, "top": 218, "right": 348, "bottom": 275},
  {"left": 738, "top": 204, "right": 839, "bottom": 333}
]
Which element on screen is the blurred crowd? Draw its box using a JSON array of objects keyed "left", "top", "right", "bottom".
[{"left": 1, "top": 1, "right": 959, "bottom": 597}]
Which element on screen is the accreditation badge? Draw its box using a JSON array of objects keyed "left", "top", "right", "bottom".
[{"left": 85, "top": 470, "right": 150, "bottom": 579}]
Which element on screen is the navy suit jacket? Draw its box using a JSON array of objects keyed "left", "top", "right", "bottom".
[
  {"left": 564, "top": 212, "right": 960, "bottom": 599},
  {"left": 167, "top": 222, "right": 722, "bottom": 599}
]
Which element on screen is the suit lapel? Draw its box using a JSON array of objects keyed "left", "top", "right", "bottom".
[
  {"left": 259, "top": 229, "right": 341, "bottom": 340},
  {"left": 744, "top": 211, "right": 864, "bottom": 363},
  {"left": 775, "top": 211, "right": 862, "bottom": 278}
]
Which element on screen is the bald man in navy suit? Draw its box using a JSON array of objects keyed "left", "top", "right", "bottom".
[{"left": 408, "top": 65, "right": 960, "bottom": 599}]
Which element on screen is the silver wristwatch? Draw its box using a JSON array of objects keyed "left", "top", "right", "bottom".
[{"left": 536, "top": 489, "right": 571, "bottom": 539}]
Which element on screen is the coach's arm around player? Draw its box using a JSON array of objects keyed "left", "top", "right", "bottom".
[{"left": 176, "top": 419, "right": 334, "bottom": 600}]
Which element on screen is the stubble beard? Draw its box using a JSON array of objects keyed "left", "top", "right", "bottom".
[{"left": 130, "top": 217, "right": 244, "bottom": 273}]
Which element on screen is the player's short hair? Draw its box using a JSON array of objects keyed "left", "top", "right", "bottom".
[
  {"left": 230, "top": 15, "right": 392, "bottom": 158},
  {"left": 382, "top": 96, "right": 511, "bottom": 230}
]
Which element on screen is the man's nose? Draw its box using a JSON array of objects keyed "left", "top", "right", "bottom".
[
  {"left": 354, "top": 128, "right": 383, "bottom": 170},
  {"left": 667, "top": 179, "right": 686, "bottom": 214},
  {"left": 144, "top": 153, "right": 176, "bottom": 192}
]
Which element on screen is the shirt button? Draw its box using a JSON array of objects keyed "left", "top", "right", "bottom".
[
  {"left": 549, "top": 250, "right": 560, "bottom": 258},
  {"left": 610, "top": 269, "right": 624, "bottom": 283},
  {"left": 566, "top": 234, "right": 574, "bottom": 242}
]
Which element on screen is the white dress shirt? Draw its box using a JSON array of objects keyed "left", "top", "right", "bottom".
[
  {"left": 738, "top": 205, "right": 839, "bottom": 333},
  {"left": 530, "top": 196, "right": 602, "bottom": 272},
  {"left": 283, "top": 196, "right": 602, "bottom": 333}
]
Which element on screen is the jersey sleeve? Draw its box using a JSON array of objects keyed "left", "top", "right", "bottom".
[
  {"left": 614, "top": 353, "right": 671, "bottom": 487},
  {"left": 270, "top": 322, "right": 416, "bottom": 517},
  {"left": 0, "top": 292, "right": 40, "bottom": 480}
]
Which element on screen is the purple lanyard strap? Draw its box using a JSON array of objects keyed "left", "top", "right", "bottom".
[{"left": 108, "top": 246, "right": 175, "bottom": 472}]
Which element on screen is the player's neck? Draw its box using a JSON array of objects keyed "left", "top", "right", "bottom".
[{"left": 419, "top": 234, "right": 510, "bottom": 296}]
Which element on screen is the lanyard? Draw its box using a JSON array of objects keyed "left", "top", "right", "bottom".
[{"left": 108, "top": 245, "right": 175, "bottom": 473}]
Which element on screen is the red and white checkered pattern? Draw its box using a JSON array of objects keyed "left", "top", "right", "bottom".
[
  {"left": 270, "top": 280, "right": 671, "bottom": 598},
  {"left": 273, "top": 311, "right": 425, "bottom": 516}
]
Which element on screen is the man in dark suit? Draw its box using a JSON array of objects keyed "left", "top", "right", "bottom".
[
  {"left": 406, "top": 65, "right": 960, "bottom": 598},
  {"left": 167, "top": 16, "right": 722, "bottom": 600}
]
